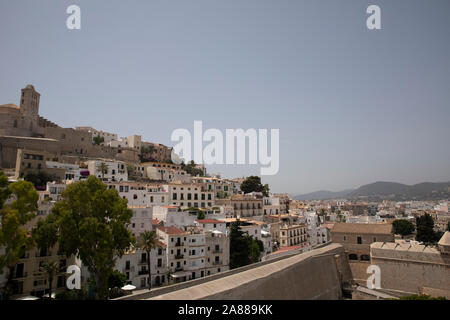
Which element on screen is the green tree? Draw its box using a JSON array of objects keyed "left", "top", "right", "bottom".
[
  {"left": 216, "top": 191, "right": 225, "bottom": 199},
  {"left": 197, "top": 211, "right": 205, "bottom": 220},
  {"left": 240, "top": 176, "right": 267, "bottom": 195},
  {"left": 32, "top": 215, "right": 59, "bottom": 255},
  {"left": 262, "top": 184, "right": 270, "bottom": 197},
  {"left": 416, "top": 213, "right": 439, "bottom": 244},
  {"left": 0, "top": 170, "right": 11, "bottom": 209},
  {"left": 248, "top": 237, "right": 261, "bottom": 263},
  {"left": 0, "top": 180, "right": 38, "bottom": 299},
  {"left": 146, "top": 145, "right": 156, "bottom": 155},
  {"left": 93, "top": 135, "right": 105, "bottom": 146},
  {"left": 229, "top": 220, "right": 263, "bottom": 268},
  {"left": 180, "top": 161, "right": 204, "bottom": 177},
  {"left": 33, "top": 176, "right": 134, "bottom": 299},
  {"left": 108, "top": 270, "right": 127, "bottom": 289},
  {"left": 229, "top": 220, "right": 251, "bottom": 269},
  {"left": 165, "top": 268, "right": 172, "bottom": 285},
  {"left": 137, "top": 230, "right": 159, "bottom": 289},
  {"left": 126, "top": 164, "right": 135, "bottom": 177},
  {"left": 40, "top": 260, "right": 59, "bottom": 300},
  {"left": 255, "top": 239, "right": 264, "bottom": 253},
  {"left": 23, "top": 170, "right": 52, "bottom": 187},
  {"left": 392, "top": 219, "right": 416, "bottom": 238}
]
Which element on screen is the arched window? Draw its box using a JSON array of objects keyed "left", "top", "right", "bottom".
[{"left": 349, "top": 254, "right": 358, "bottom": 260}]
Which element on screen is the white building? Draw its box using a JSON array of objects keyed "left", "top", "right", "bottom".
[
  {"left": 108, "top": 134, "right": 142, "bottom": 153},
  {"left": 263, "top": 196, "right": 281, "bottom": 215},
  {"left": 195, "top": 219, "right": 227, "bottom": 234},
  {"left": 129, "top": 206, "right": 154, "bottom": 237},
  {"left": 152, "top": 205, "right": 196, "bottom": 227},
  {"left": 305, "top": 212, "right": 328, "bottom": 246},
  {"left": 155, "top": 225, "right": 230, "bottom": 283},
  {"left": 115, "top": 244, "right": 168, "bottom": 289},
  {"left": 75, "top": 126, "right": 118, "bottom": 145},
  {"left": 107, "top": 182, "right": 169, "bottom": 207},
  {"left": 261, "top": 230, "right": 273, "bottom": 256},
  {"left": 45, "top": 161, "right": 85, "bottom": 181},
  {"left": 87, "top": 160, "right": 128, "bottom": 182},
  {"left": 163, "top": 183, "right": 215, "bottom": 209},
  {"left": 145, "top": 166, "right": 191, "bottom": 183}
]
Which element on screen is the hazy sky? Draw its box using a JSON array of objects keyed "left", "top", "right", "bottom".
[{"left": 1, "top": 0, "right": 449, "bottom": 195}]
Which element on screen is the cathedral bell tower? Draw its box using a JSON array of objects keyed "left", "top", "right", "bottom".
[{"left": 20, "top": 84, "right": 40, "bottom": 118}]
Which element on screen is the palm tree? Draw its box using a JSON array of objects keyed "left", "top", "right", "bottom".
[
  {"left": 165, "top": 268, "right": 172, "bottom": 286},
  {"left": 137, "top": 230, "right": 159, "bottom": 290},
  {"left": 40, "top": 261, "right": 59, "bottom": 300},
  {"left": 96, "top": 162, "right": 108, "bottom": 180}
]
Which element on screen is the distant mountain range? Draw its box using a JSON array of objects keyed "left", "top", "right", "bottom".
[
  {"left": 292, "top": 189, "right": 354, "bottom": 201},
  {"left": 293, "top": 181, "right": 450, "bottom": 201}
]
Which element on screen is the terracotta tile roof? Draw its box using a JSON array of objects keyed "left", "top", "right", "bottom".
[
  {"left": 331, "top": 223, "right": 392, "bottom": 235},
  {"left": 157, "top": 226, "right": 185, "bottom": 235},
  {"left": 196, "top": 219, "right": 225, "bottom": 224}
]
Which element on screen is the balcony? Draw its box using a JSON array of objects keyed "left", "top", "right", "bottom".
[
  {"left": 175, "top": 242, "right": 184, "bottom": 247},
  {"left": 213, "top": 261, "right": 222, "bottom": 265},
  {"left": 212, "top": 249, "right": 223, "bottom": 254},
  {"left": 175, "top": 266, "right": 184, "bottom": 272},
  {"left": 174, "top": 254, "right": 184, "bottom": 259},
  {"left": 139, "top": 259, "right": 148, "bottom": 265}
]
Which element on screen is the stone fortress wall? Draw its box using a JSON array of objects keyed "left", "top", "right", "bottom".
[
  {"left": 117, "top": 243, "right": 353, "bottom": 300},
  {"left": 0, "top": 85, "right": 139, "bottom": 169}
]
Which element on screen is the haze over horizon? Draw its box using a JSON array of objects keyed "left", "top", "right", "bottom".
[{"left": 1, "top": 0, "right": 450, "bottom": 194}]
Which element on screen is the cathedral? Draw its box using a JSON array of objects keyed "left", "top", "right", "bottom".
[{"left": 0, "top": 85, "right": 138, "bottom": 169}]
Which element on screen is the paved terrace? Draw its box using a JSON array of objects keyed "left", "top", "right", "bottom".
[{"left": 116, "top": 243, "right": 352, "bottom": 300}]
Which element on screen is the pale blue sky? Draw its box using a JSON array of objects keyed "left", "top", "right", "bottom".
[{"left": 1, "top": 0, "right": 449, "bottom": 194}]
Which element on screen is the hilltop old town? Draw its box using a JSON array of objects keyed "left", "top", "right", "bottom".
[{"left": 0, "top": 85, "right": 449, "bottom": 300}]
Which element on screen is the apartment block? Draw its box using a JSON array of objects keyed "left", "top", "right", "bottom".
[
  {"left": 106, "top": 181, "right": 169, "bottom": 207},
  {"left": 279, "top": 223, "right": 308, "bottom": 248},
  {"left": 164, "top": 183, "right": 215, "bottom": 209}
]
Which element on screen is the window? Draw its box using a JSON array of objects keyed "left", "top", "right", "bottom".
[
  {"left": 357, "top": 236, "right": 362, "bottom": 244},
  {"left": 360, "top": 254, "right": 370, "bottom": 261},
  {"left": 349, "top": 254, "right": 358, "bottom": 260}
]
